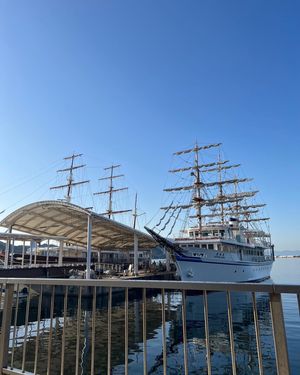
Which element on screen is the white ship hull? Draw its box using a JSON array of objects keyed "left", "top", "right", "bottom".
[{"left": 175, "top": 256, "right": 273, "bottom": 282}]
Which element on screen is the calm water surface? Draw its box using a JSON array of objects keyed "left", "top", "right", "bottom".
[{"left": 7, "top": 257, "right": 300, "bottom": 374}]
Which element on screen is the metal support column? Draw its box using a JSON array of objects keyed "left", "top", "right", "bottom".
[
  {"left": 34, "top": 240, "right": 37, "bottom": 265},
  {"left": 134, "top": 233, "right": 138, "bottom": 275},
  {"left": 10, "top": 239, "right": 15, "bottom": 267},
  {"left": 29, "top": 240, "right": 33, "bottom": 267},
  {"left": 21, "top": 240, "right": 25, "bottom": 268},
  {"left": 4, "top": 239, "right": 9, "bottom": 268},
  {"left": 58, "top": 240, "right": 64, "bottom": 266},
  {"left": 4, "top": 226, "right": 12, "bottom": 268},
  {"left": 86, "top": 214, "right": 92, "bottom": 279},
  {"left": 165, "top": 248, "right": 171, "bottom": 272},
  {"left": 269, "top": 292, "right": 290, "bottom": 375}
]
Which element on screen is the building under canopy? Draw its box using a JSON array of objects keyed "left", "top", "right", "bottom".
[{"left": 0, "top": 200, "right": 156, "bottom": 275}]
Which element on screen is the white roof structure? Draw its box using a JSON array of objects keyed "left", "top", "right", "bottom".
[{"left": 0, "top": 200, "right": 156, "bottom": 251}]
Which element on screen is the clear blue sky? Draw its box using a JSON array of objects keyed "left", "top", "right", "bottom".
[{"left": 0, "top": 1, "right": 299, "bottom": 250}]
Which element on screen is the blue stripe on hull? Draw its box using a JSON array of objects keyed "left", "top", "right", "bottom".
[{"left": 175, "top": 253, "right": 273, "bottom": 267}]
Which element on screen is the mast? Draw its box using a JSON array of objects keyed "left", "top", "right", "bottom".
[
  {"left": 50, "top": 153, "right": 89, "bottom": 203},
  {"left": 94, "top": 164, "right": 131, "bottom": 219},
  {"left": 194, "top": 143, "right": 202, "bottom": 228},
  {"left": 234, "top": 180, "right": 239, "bottom": 220},
  {"left": 218, "top": 146, "right": 225, "bottom": 224},
  {"left": 133, "top": 193, "right": 138, "bottom": 229}
]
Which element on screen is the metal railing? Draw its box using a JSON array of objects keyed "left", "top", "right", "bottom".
[{"left": 0, "top": 278, "right": 299, "bottom": 375}]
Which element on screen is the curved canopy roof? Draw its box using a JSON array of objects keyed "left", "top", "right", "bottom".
[{"left": 0, "top": 200, "right": 156, "bottom": 250}]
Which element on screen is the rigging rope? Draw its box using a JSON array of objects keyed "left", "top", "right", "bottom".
[
  {"left": 154, "top": 200, "right": 174, "bottom": 228},
  {"left": 166, "top": 207, "right": 182, "bottom": 237},
  {"left": 158, "top": 206, "right": 179, "bottom": 233}
]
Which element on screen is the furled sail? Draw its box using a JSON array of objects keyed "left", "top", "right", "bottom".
[
  {"left": 189, "top": 209, "right": 259, "bottom": 219},
  {"left": 239, "top": 217, "right": 270, "bottom": 223},
  {"left": 169, "top": 160, "right": 229, "bottom": 173},
  {"left": 161, "top": 203, "right": 193, "bottom": 210},
  {"left": 200, "top": 164, "right": 241, "bottom": 173},
  {"left": 173, "top": 143, "right": 222, "bottom": 156},
  {"left": 164, "top": 178, "right": 252, "bottom": 192},
  {"left": 201, "top": 191, "right": 259, "bottom": 207}
]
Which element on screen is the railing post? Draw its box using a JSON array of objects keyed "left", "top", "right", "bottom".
[
  {"left": 0, "top": 283, "right": 14, "bottom": 372},
  {"left": 269, "top": 292, "right": 290, "bottom": 375}
]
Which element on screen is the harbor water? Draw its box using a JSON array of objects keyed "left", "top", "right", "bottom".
[{"left": 6, "top": 257, "right": 300, "bottom": 374}]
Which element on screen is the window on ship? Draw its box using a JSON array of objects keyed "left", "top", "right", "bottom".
[{"left": 208, "top": 244, "right": 214, "bottom": 250}]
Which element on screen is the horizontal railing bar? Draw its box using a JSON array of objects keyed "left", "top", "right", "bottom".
[
  {"left": 0, "top": 278, "right": 299, "bottom": 294},
  {"left": 3, "top": 369, "right": 35, "bottom": 375}
]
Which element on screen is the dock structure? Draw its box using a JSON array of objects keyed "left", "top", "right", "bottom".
[{"left": 0, "top": 200, "right": 156, "bottom": 277}]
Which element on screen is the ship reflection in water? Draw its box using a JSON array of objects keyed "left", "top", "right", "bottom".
[{"left": 8, "top": 289, "right": 276, "bottom": 374}]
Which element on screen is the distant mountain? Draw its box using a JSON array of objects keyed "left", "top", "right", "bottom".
[{"left": 275, "top": 250, "right": 300, "bottom": 256}]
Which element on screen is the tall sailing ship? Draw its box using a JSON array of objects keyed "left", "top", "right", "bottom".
[{"left": 146, "top": 142, "right": 275, "bottom": 282}]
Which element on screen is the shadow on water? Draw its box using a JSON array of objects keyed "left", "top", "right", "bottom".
[{"left": 6, "top": 286, "right": 279, "bottom": 375}]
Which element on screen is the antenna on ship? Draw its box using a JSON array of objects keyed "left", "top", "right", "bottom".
[
  {"left": 94, "top": 164, "right": 131, "bottom": 219},
  {"left": 50, "top": 153, "right": 90, "bottom": 203}
]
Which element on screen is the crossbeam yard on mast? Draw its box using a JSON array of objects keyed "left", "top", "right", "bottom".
[
  {"left": 169, "top": 160, "right": 229, "bottom": 173},
  {"left": 244, "top": 230, "right": 271, "bottom": 237},
  {"left": 169, "top": 161, "right": 241, "bottom": 174},
  {"left": 189, "top": 209, "right": 259, "bottom": 219},
  {"left": 94, "top": 187, "right": 128, "bottom": 195},
  {"left": 57, "top": 164, "right": 86, "bottom": 173},
  {"left": 239, "top": 217, "right": 270, "bottom": 223},
  {"left": 160, "top": 191, "right": 259, "bottom": 210},
  {"left": 164, "top": 178, "right": 252, "bottom": 192},
  {"left": 50, "top": 180, "right": 90, "bottom": 190},
  {"left": 173, "top": 143, "right": 222, "bottom": 155},
  {"left": 224, "top": 203, "right": 266, "bottom": 211}
]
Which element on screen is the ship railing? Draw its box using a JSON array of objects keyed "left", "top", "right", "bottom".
[{"left": 0, "top": 278, "right": 299, "bottom": 375}]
